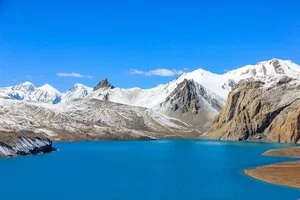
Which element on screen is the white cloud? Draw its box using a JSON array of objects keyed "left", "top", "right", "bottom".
[
  {"left": 131, "top": 68, "right": 188, "bottom": 77},
  {"left": 56, "top": 72, "right": 92, "bottom": 78},
  {"left": 130, "top": 69, "right": 145, "bottom": 75}
]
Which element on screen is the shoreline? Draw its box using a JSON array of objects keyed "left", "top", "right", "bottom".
[
  {"left": 263, "top": 147, "right": 300, "bottom": 158},
  {"left": 245, "top": 147, "right": 300, "bottom": 189}
]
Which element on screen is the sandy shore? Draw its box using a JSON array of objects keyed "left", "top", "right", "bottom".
[
  {"left": 263, "top": 147, "right": 300, "bottom": 158},
  {"left": 245, "top": 147, "right": 300, "bottom": 189}
]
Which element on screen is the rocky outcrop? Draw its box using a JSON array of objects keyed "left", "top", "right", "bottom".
[
  {"left": 207, "top": 77, "right": 300, "bottom": 143},
  {"left": 93, "top": 79, "right": 115, "bottom": 91},
  {"left": 162, "top": 79, "right": 202, "bottom": 114},
  {"left": 158, "top": 79, "right": 223, "bottom": 131},
  {"left": 0, "top": 131, "right": 54, "bottom": 157}
]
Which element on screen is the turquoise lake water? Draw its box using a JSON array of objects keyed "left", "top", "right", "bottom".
[{"left": 0, "top": 140, "right": 299, "bottom": 200}]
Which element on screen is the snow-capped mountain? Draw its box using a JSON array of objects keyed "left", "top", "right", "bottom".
[
  {"left": 225, "top": 59, "right": 300, "bottom": 80},
  {"left": 90, "top": 58, "right": 300, "bottom": 106},
  {"left": 31, "top": 84, "right": 62, "bottom": 104},
  {"left": 11, "top": 81, "right": 36, "bottom": 93},
  {"left": 0, "top": 82, "right": 92, "bottom": 104},
  {"left": 2, "top": 58, "right": 298, "bottom": 106},
  {"left": 87, "top": 58, "right": 300, "bottom": 130},
  {"left": 62, "top": 83, "right": 92, "bottom": 102},
  {"left": 0, "top": 82, "right": 36, "bottom": 101},
  {"left": 0, "top": 58, "right": 299, "bottom": 134}
]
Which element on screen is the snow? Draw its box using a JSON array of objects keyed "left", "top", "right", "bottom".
[
  {"left": 38, "top": 84, "right": 60, "bottom": 94},
  {"left": 62, "top": 83, "right": 92, "bottom": 102},
  {"left": 1, "top": 59, "right": 299, "bottom": 142},
  {"left": 0, "top": 58, "right": 299, "bottom": 110},
  {"left": 174, "top": 68, "right": 230, "bottom": 100},
  {"left": 225, "top": 59, "right": 300, "bottom": 80},
  {"left": 0, "top": 81, "right": 94, "bottom": 105},
  {"left": 12, "top": 81, "right": 36, "bottom": 93},
  {"left": 84, "top": 58, "right": 300, "bottom": 121},
  {"left": 145, "top": 109, "right": 188, "bottom": 129},
  {"left": 31, "top": 84, "right": 62, "bottom": 104}
]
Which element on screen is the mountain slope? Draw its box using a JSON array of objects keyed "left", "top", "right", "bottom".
[
  {"left": 0, "top": 58, "right": 299, "bottom": 139},
  {"left": 31, "top": 84, "right": 62, "bottom": 104},
  {"left": 0, "top": 98, "right": 200, "bottom": 141},
  {"left": 89, "top": 59, "right": 300, "bottom": 131},
  {"left": 207, "top": 77, "right": 300, "bottom": 143},
  {"left": 62, "top": 83, "right": 92, "bottom": 102},
  {"left": 0, "top": 82, "right": 36, "bottom": 100}
]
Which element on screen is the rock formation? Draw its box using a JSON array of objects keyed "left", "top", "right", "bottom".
[
  {"left": 0, "top": 131, "right": 54, "bottom": 157},
  {"left": 207, "top": 77, "right": 300, "bottom": 143},
  {"left": 158, "top": 79, "right": 223, "bottom": 131},
  {"left": 93, "top": 79, "right": 115, "bottom": 91}
]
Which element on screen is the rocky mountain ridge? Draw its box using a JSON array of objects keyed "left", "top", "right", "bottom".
[
  {"left": 207, "top": 76, "right": 300, "bottom": 143},
  {"left": 0, "top": 58, "right": 300, "bottom": 146}
]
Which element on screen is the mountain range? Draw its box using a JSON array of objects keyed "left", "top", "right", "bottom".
[{"left": 0, "top": 58, "right": 300, "bottom": 156}]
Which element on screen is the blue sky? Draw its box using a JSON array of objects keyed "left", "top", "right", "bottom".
[{"left": 0, "top": 0, "right": 299, "bottom": 91}]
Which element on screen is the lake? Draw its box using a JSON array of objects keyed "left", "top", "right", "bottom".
[{"left": 0, "top": 140, "right": 299, "bottom": 200}]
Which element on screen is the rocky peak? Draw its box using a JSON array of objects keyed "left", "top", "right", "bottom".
[
  {"left": 164, "top": 79, "right": 201, "bottom": 114},
  {"left": 162, "top": 79, "right": 222, "bottom": 115},
  {"left": 93, "top": 79, "right": 115, "bottom": 91}
]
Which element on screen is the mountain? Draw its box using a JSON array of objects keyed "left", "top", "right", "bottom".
[
  {"left": 89, "top": 59, "right": 300, "bottom": 131},
  {"left": 93, "top": 78, "right": 115, "bottom": 91},
  {"left": 225, "top": 59, "right": 300, "bottom": 82},
  {"left": 0, "top": 58, "right": 299, "bottom": 143},
  {"left": 0, "top": 98, "right": 200, "bottom": 141},
  {"left": 11, "top": 81, "right": 36, "bottom": 94},
  {"left": 207, "top": 77, "right": 300, "bottom": 143},
  {"left": 62, "top": 83, "right": 92, "bottom": 102},
  {"left": 2, "top": 58, "right": 298, "bottom": 106},
  {"left": 0, "top": 82, "right": 92, "bottom": 104},
  {"left": 0, "top": 82, "right": 62, "bottom": 104},
  {"left": 0, "top": 82, "right": 36, "bottom": 100},
  {"left": 31, "top": 84, "right": 62, "bottom": 104}
]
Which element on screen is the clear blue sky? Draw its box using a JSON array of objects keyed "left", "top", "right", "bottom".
[{"left": 0, "top": 0, "right": 299, "bottom": 91}]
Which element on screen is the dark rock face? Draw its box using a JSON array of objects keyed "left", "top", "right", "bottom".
[
  {"left": 167, "top": 79, "right": 201, "bottom": 114},
  {"left": 0, "top": 131, "right": 54, "bottom": 158},
  {"left": 93, "top": 79, "right": 115, "bottom": 91},
  {"left": 277, "top": 75, "right": 293, "bottom": 85},
  {"left": 270, "top": 59, "right": 285, "bottom": 74},
  {"left": 158, "top": 79, "right": 223, "bottom": 132},
  {"left": 162, "top": 79, "right": 222, "bottom": 115},
  {"left": 14, "top": 136, "right": 54, "bottom": 156},
  {"left": 207, "top": 79, "right": 300, "bottom": 143},
  {"left": 222, "top": 79, "right": 237, "bottom": 91}
]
